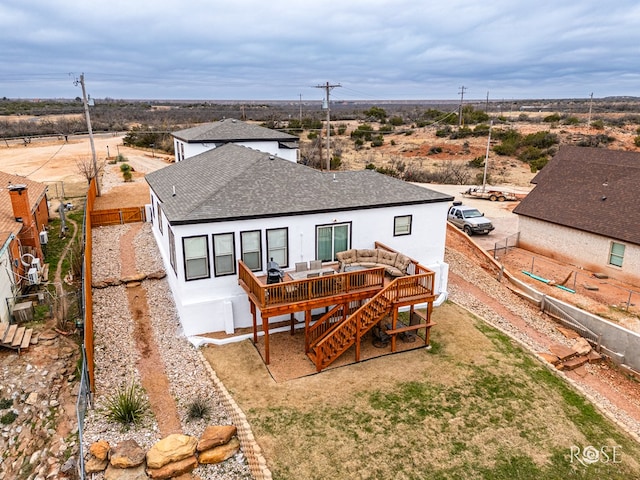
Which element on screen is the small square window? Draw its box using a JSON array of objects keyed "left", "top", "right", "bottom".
[{"left": 394, "top": 215, "right": 412, "bottom": 236}]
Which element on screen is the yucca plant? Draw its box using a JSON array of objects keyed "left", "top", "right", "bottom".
[
  {"left": 104, "top": 381, "right": 149, "bottom": 427},
  {"left": 187, "top": 397, "right": 211, "bottom": 421}
]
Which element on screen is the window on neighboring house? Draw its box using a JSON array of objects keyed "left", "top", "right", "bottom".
[
  {"left": 609, "top": 242, "right": 625, "bottom": 267},
  {"left": 157, "top": 202, "right": 163, "bottom": 234},
  {"left": 168, "top": 227, "right": 176, "bottom": 274},
  {"left": 183, "top": 235, "right": 209, "bottom": 280},
  {"left": 394, "top": 215, "right": 412, "bottom": 236},
  {"left": 316, "top": 223, "right": 351, "bottom": 262},
  {"left": 266, "top": 228, "right": 288, "bottom": 268},
  {"left": 180, "top": 142, "right": 185, "bottom": 161},
  {"left": 241, "top": 230, "right": 262, "bottom": 271},
  {"left": 213, "top": 233, "right": 236, "bottom": 276}
]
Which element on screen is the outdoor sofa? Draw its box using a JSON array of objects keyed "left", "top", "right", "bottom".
[{"left": 336, "top": 248, "right": 411, "bottom": 277}]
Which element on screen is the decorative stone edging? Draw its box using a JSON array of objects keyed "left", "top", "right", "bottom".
[{"left": 197, "top": 350, "right": 273, "bottom": 480}]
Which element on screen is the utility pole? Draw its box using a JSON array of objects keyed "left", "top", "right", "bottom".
[
  {"left": 299, "top": 94, "right": 303, "bottom": 125},
  {"left": 587, "top": 92, "right": 594, "bottom": 127},
  {"left": 75, "top": 73, "right": 100, "bottom": 196},
  {"left": 458, "top": 85, "right": 466, "bottom": 128},
  {"left": 481, "top": 120, "right": 493, "bottom": 193},
  {"left": 315, "top": 82, "right": 341, "bottom": 170}
]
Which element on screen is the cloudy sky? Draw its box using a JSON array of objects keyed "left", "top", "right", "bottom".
[{"left": 1, "top": 0, "right": 639, "bottom": 101}]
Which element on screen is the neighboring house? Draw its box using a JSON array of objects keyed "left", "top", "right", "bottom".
[
  {"left": 0, "top": 172, "right": 49, "bottom": 323},
  {"left": 172, "top": 118, "right": 299, "bottom": 163},
  {"left": 146, "top": 143, "right": 453, "bottom": 336},
  {"left": 513, "top": 145, "right": 640, "bottom": 286}
]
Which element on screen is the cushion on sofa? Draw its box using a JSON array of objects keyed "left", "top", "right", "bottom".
[
  {"left": 394, "top": 254, "right": 411, "bottom": 274},
  {"left": 356, "top": 249, "right": 379, "bottom": 264},
  {"left": 384, "top": 265, "right": 404, "bottom": 277},
  {"left": 337, "top": 249, "right": 357, "bottom": 264},
  {"left": 377, "top": 250, "right": 398, "bottom": 267}
]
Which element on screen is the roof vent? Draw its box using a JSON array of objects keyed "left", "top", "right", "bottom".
[
  {"left": 332, "top": 173, "right": 337, "bottom": 182},
  {"left": 269, "top": 155, "right": 274, "bottom": 160}
]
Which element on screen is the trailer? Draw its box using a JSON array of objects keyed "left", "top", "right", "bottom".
[{"left": 462, "top": 186, "right": 518, "bottom": 202}]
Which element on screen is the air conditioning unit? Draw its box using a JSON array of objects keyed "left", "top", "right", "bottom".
[
  {"left": 27, "top": 267, "right": 40, "bottom": 285},
  {"left": 31, "top": 258, "right": 41, "bottom": 272},
  {"left": 39, "top": 230, "right": 48, "bottom": 245}
]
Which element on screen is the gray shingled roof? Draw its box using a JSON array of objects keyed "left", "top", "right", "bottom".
[
  {"left": 145, "top": 144, "right": 453, "bottom": 225},
  {"left": 172, "top": 118, "right": 299, "bottom": 143},
  {"left": 513, "top": 145, "right": 640, "bottom": 245}
]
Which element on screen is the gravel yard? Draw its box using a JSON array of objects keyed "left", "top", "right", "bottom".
[{"left": 84, "top": 222, "right": 252, "bottom": 479}]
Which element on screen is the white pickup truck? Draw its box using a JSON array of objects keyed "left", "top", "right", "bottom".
[{"left": 447, "top": 202, "right": 495, "bottom": 235}]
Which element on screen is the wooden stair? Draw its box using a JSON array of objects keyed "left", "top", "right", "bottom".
[{"left": 0, "top": 323, "right": 37, "bottom": 354}]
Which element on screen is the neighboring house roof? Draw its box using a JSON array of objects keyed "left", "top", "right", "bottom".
[
  {"left": 146, "top": 144, "right": 453, "bottom": 225},
  {"left": 513, "top": 145, "right": 640, "bottom": 245},
  {"left": 0, "top": 171, "right": 48, "bottom": 246},
  {"left": 172, "top": 118, "right": 299, "bottom": 144}
]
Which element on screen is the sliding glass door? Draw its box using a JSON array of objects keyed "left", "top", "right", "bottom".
[{"left": 316, "top": 223, "right": 350, "bottom": 262}]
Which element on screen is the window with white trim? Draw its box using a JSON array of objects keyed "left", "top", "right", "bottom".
[
  {"left": 241, "top": 230, "right": 262, "bottom": 271},
  {"left": 266, "top": 228, "right": 288, "bottom": 268},
  {"left": 183, "top": 235, "right": 209, "bottom": 280},
  {"left": 316, "top": 223, "right": 350, "bottom": 262},
  {"left": 394, "top": 215, "right": 412, "bottom": 236},
  {"left": 609, "top": 242, "right": 625, "bottom": 267},
  {"left": 213, "top": 233, "right": 236, "bottom": 276}
]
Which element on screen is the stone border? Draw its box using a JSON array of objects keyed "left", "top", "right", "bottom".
[{"left": 197, "top": 350, "right": 272, "bottom": 480}]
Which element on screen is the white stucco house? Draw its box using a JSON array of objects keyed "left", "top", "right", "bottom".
[
  {"left": 145, "top": 143, "right": 454, "bottom": 337},
  {"left": 514, "top": 145, "right": 640, "bottom": 286},
  {"left": 171, "top": 118, "right": 299, "bottom": 163}
]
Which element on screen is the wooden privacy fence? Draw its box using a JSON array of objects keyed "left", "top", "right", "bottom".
[{"left": 90, "top": 206, "right": 146, "bottom": 227}]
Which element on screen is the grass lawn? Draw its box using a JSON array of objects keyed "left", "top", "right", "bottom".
[{"left": 202, "top": 302, "right": 640, "bottom": 480}]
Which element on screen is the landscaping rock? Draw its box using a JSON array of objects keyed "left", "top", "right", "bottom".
[
  {"left": 572, "top": 337, "right": 592, "bottom": 356},
  {"left": 111, "top": 439, "right": 146, "bottom": 468},
  {"left": 197, "top": 425, "right": 237, "bottom": 452},
  {"left": 556, "top": 326, "right": 580, "bottom": 339},
  {"left": 198, "top": 437, "right": 240, "bottom": 464},
  {"left": 146, "top": 434, "right": 197, "bottom": 469},
  {"left": 146, "top": 455, "right": 198, "bottom": 479},
  {"left": 121, "top": 273, "right": 147, "bottom": 284},
  {"left": 90, "top": 439, "right": 110, "bottom": 461},
  {"left": 146, "top": 270, "right": 166, "bottom": 280},
  {"left": 86, "top": 455, "right": 109, "bottom": 474},
  {"left": 549, "top": 343, "right": 576, "bottom": 361},
  {"left": 105, "top": 462, "right": 149, "bottom": 480},
  {"left": 538, "top": 352, "right": 560, "bottom": 365}
]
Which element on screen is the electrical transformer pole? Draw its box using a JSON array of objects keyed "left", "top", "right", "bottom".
[
  {"left": 315, "top": 82, "right": 341, "bottom": 170},
  {"left": 76, "top": 73, "right": 100, "bottom": 196}
]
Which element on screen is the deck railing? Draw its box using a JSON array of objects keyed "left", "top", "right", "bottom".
[{"left": 238, "top": 262, "right": 385, "bottom": 310}]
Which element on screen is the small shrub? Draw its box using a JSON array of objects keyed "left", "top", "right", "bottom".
[
  {"left": 1, "top": 411, "right": 17, "bottom": 425},
  {"left": 187, "top": 397, "right": 211, "bottom": 421},
  {"left": 0, "top": 398, "right": 12, "bottom": 409},
  {"left": 116, "top": 153, "right": 127, "bottom": 163},
  {"left": 105, "top": 382, "right": 149, "bottom": 427}
]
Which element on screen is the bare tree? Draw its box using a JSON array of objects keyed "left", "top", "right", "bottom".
[{"left": 76, "top": 156, "right": 105, "bottom": 184}]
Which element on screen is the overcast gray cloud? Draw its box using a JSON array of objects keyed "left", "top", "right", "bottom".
[{"left": 1, "top": 0, "right": 639, "bottom": 100}]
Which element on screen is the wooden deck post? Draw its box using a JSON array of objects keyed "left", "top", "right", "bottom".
[
  {"left": 251, "top": 302, "right": 258, "bottom": 343},
  {"left": 391, "top": 307, "right": 399, "bottom": 352},
  {"left": 263, "top": 316, "right": 270, "bottom": 364}
]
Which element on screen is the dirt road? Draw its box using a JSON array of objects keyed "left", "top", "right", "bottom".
[{"left": 0, "top": 133, "right": 170, "bottom": 200}]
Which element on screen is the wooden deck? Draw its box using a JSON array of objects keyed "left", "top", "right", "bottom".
[{"left": 238, "top": 245, "right": 438, "bottom": 371}]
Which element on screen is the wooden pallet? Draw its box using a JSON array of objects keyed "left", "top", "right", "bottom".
[{"left": 0, "top": 323, "right": 36, "bottom": 354}]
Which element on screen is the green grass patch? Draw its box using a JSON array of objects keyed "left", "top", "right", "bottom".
[{"left": 210, "top": 303, "right": 640, "bottom": 480}]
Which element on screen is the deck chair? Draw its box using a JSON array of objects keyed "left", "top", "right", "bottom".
[
  {"left": 309, "top": 260, "right": 323, "bottom": 270},
  {"left": 295, "top": 262, "right": 308, "bottom": 272},
  {"left": 322, "top": 270, "right": 335, "bottom": 275}
]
